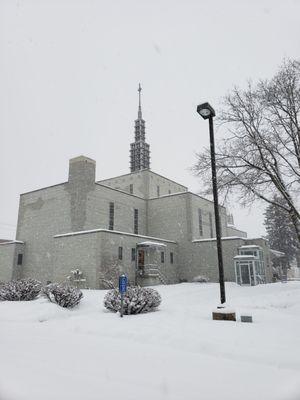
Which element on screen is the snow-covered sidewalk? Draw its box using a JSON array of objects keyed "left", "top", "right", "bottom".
[{"left": 1, "top": 282, "right": 300, "bottom": 400}]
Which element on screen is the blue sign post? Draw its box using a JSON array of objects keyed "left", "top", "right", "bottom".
[{"left": 119, "top": 274, "right": 128, "bottom": 318}]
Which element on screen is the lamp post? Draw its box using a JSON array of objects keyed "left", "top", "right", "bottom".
[{"left": 197, "top": 102, "right": 226, "bottom": 305}]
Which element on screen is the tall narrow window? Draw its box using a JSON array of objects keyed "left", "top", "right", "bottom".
[
  {"left": 118, "top": 246, "right": 123, "bottom": 260},
  {"left": 209, "top": 212, "right": 213, "bottom": 238},
  {"left": 157, "top": 185, "right": 160, "bottom": 197},
  {"left": 134, "top": 209, "right": 139, "bottom": 234},
  {"left": 17, "top": 254, "right": 23, "bottom": 266},
  {"left": 130, "top": 184, "right": 133, "bottom": 194},
  {"left": 161, "top": 251, "right": 165, "bottom": 263},
  {"left": 109, "top": 202, "right": 114, "bottom": 230},
  {"left": 131, "top": 248, "right": 136, "bottom": 261},
  {"left": 198, "top": 208, "right": 203, "bottom": 236},
  {"left": 170, "top": 252, "right": 174, "bottom": 264}
]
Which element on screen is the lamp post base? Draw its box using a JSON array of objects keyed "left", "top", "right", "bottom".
[{"left": 212, "top": 307, "right": 236, "bottom": 321}]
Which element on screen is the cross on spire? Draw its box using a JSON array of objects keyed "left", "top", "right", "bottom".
[{"left": 138, "top": 83, "right": 142, "bottom": 119}]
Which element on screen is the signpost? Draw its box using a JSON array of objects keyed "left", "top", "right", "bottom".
[{"left": 119, "top": 274, "right": 128, "bottom": 318}]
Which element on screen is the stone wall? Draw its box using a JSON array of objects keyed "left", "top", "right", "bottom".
[
  {"left": 190, "top": 194, "right": 228, "bottom": 240},
  {"left": 89, "top": 185, "right": 147, "bottom": 235},
  {"left": 16, "top": 183, "right": 71, "bottom": 283},
  {"left": 191, "top": 238, "right": 245, "bottom": 282},
  {"left": 0, "top": 241, "right": 25, "bottom": 282},
  {"left": 53, "top": 232, "right": 101, "bottom": 287},
  {"left": 147, "top": 171, "right": 187, "bottom": 198},
  {"left": 98, "top": 169, "right": 187, "bottom": 199},
  {"left": 53, "top": 230, "right": 178, "bottom": 289},
  {"left": 99, "top": 170, "right": 149, "bottom": 198}
]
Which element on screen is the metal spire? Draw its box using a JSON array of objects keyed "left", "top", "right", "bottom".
[
  {"left": 138, "top": 83, "right": 142, "bottom": 119},
  {"left": 130, "top": 84, "right": 150, "bottom": 172}
]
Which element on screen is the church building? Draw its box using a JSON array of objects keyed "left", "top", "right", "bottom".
[{"left": 0, "top": 86, "right": 276, "bottom": 288}]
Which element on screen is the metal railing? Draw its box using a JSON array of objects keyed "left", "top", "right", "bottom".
[{"left": 140, "top": 264, "right": 168, "bottom": 285}]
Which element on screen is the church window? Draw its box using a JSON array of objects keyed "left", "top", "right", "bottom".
[
  {"left": 198, "top": 209, "right": 203, "bottom": 236},
  {"left": 118, "top": 246, "right": 123, "bottom": 260},
  {"left": 161, "top": 251, "right": 165, "bottom": 263},
  {"left": 130, "top": 184, "right": 133, "bottom": 194},
  {"left": 170, "top": 252, "right": 174, "bottom": 264},
  {"left": 157, "top": 185, "right": 160, "bottom": 197},
  {"left": 134, "top": 209, "right": 139, "bottom": 234},
  {"left": 109, "top": 202, "right": 114, "bottom": 230},
  {"left": 17, "top": 254, "right": 23, "bottom": 265}
]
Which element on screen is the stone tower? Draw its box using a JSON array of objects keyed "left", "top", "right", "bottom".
[{"left": 130, "top": 84, "right": 150, "bottom": 172}]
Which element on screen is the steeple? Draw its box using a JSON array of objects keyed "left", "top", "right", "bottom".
[
  {"left": 130, "top": 84, "right": 150, "bottom": 172},
  {"left": 138, "top": 83, "right": 142, "bottom": 119}
]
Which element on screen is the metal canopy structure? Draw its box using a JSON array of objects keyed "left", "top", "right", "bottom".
[{"left": 137, "top": 241, "right": 166, "bottom": 249}]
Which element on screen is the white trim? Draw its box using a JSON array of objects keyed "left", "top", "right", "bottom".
[
  {"left": 54, "top": 229, "right": 176, "bottom": 244},
  {"left": 193, "top": 236, "right": 244, "bottom": 243},
  {"left": 0, "top": 240, "right": 24, "bottom": 246}
]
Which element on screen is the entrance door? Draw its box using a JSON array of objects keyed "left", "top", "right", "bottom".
[
  {"left": 138, "top": 250, "right": 145, "bottom": 271},
  {"left": 240, "top": 264, "right": 251, "bottom": 285}
]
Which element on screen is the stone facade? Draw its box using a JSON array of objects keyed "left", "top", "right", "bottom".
[{"left": 0, "top": 155, "right": 274, "bottom": 288}]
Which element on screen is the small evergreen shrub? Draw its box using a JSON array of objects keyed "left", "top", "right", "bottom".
[
  {"left": 104, "top": 286, "right": 161, "bottom": 314},
  {"left": 43, "top": 283, "right": 83, "bottom": 308},
  {"left": 192, "top": 275, "right": 209, "bottom": 283},
  {"left": 0, "top": 278, "right": 42, "bottom": 301}
]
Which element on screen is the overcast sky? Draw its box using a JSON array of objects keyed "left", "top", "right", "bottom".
[{"left": 1, "top": 0, "right": 300, "bottom": 240}]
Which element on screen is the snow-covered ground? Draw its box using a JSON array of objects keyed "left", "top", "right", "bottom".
[{"left": 1, "top": 282, "right": 300, "bottom": 400}]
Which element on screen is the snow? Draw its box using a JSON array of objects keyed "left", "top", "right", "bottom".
[
  {"left": 233, "top": 254, "right": 256, "bottom": 259},
  {"left": 137, "top": 241, "right": 167, "bottom": 248},
  {"left": 193, "top": 236, "right": 244, "bottom": 243},
  {"left": 239, "top": 245, "right": 260, "bottom": 248},
  {"left": 270, "top": 248, "right": 286, "bottom": 257},
  {"left": 1, "top": 282, "right": 300, "bottom": 400},
  {"left": 54, "top": 229, "right": 176, "bottom": 243},
  {"left": 0, "top": 240, "right": 24, "bottom": 245}
]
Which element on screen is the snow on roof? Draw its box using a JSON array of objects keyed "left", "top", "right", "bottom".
[
  {"left": 239, "top": 245, "right": 260, "bottom": 249},
  {"left": 269, "top": 249, "right": 285, "bottom": 257},
  {"left": 137, "top": 241, "right": 167, "bottom": 248},
  {"left": 234, "top": 255, "right": 255, "bottom": 259},
  {"left": 54, "top": 229, "right": 176, "bottom": 244},
  {"left": 0, "top": 240, "right": 24, "bottom": 246},
  {"left": 193, "top": 236, "right": 244, "bottom": 243}
]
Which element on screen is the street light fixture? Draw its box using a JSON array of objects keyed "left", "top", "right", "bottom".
[{"left": 197, "top": 102, "right": 226, "bottom": 305}]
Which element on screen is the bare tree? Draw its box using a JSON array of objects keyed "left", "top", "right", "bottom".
[
  {"left": 264, "top": 195, "right": 299, "bottom": 265},
  {"left": 194, "top": 59, "right": 300, "bottom": 244},
  {"left": 99, "top": 262, "right": 121, "bottom": 289}
]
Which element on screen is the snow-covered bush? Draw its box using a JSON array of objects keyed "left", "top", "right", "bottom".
[
  {"left": 192, "top": 275, "right": 209, "bottom": 283},
  {"left": 43, "top": 283, "right": 83, "bottom": 308},
  {"left": 0, "top": 278, "right": 42, "bottom": 301},
  {"left": 104, "top": 286, "right": 161, "bottom": 314}
]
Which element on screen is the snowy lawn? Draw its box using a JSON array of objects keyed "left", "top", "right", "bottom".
[{"left": 1, "top": 282, "right": 300, "bottom": 400}]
